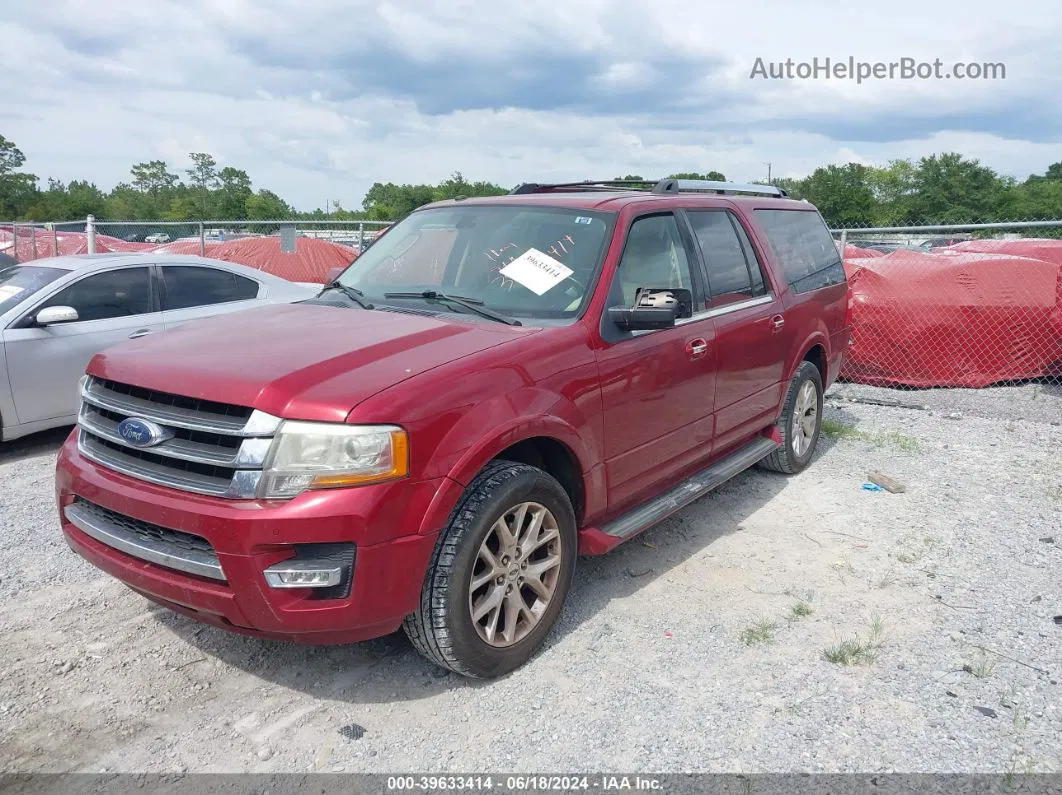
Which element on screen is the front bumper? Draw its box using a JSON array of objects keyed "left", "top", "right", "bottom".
[{"left": 55, "top": 431, "right": 442, "bottom": 644}]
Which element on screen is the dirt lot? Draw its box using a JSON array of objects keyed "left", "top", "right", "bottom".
[{"left": 1, "top": 383, "right": 1059, "bottom": 774}]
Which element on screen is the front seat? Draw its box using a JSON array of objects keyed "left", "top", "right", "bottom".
[{"left": 619, "top": 225, "right": 682, "bottom": 306}]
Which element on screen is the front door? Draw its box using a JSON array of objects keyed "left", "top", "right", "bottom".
[
  {"left": 3, "top": 266, "right": 164, "bottom": 424},
  {"left": 594, "top": 212, "right": 718, "bottom": 514}
]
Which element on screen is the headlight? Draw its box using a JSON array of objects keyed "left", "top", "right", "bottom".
[{"left": 258, "top": 422, "right": 409, "bottom": 499}]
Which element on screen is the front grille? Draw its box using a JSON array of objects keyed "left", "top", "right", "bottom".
[
  {"left": 65, "top": 497, "right": 225, "bottom": 581},
  {"left": 77, "top": 376, "right": 281, "bottom": 498}
]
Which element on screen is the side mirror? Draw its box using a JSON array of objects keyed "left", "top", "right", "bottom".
[
  {"left": 36, "top": 306, "right": 79, "bottom": 326},
  {"left": 608, "top": 288, "right": 692, "bottom": 332}
]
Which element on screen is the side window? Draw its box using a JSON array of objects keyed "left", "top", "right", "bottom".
[
  {"left": 613, "top": 214, "right": 693, "bottom": 307},
  {"left": 753, "top": 209, "right": 845, "bottom": 293},
  {"left": 38, "top": 268, "right": 152, "bottom": 322},
  {"left": 730, "top": 216, "right": 767, "bottom": 295},
  {"left": 161, "top": 266, "right": 260, "bottom": 311},
  {"left": 686, "top": 210, "right": 760, "bottom": 306}
]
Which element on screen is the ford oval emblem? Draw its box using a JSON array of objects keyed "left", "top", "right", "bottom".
[{"left": 116, "top": 417, "right": 172, "bottom": 448}]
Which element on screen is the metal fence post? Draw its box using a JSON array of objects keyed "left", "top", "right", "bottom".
[
  {"left": 838, "top": 229, "right": 848, "bottom": 253},
  {"left": 10, "top": 222, "right": 19, "bottom": 263},
  {"left": 198, "top": 222, "right": 206, "bottom": 256},
  {"left": 30, "top": 225, "right": 38, "bottom": 259},
  {"left": 358, "top": 222, "right": 364, "bottom": 250},
  {"left": 86, "top": 215, "right": 97, "bottom": 254},
  {"left": 52, "top": 224, "right": 59, "bottom": 257}
]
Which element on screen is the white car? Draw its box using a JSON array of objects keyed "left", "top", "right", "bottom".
[
  {"left": 0, "top": 253, "right": 317, "bottom": 442},
  {"left": 145, "top": 233, "right": 171, "bottom": 244}
]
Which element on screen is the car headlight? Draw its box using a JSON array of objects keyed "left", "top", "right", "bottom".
[{"left": 258, "top": 422, "right": 409, "bottom": 499}]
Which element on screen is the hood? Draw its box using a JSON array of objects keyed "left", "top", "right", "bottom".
[{"left": 88, "top": 302, "right": 540, "bottom": 423}]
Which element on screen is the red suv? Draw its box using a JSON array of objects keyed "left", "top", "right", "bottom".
[{"left": 55, "top": 179, "right": 850, "bottom": 678}]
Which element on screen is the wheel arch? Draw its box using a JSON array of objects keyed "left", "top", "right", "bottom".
[{"left": 417, "top": 416, "right": 602, "bottom": 535}]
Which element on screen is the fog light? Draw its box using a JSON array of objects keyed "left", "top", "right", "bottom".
[{"left": 263, "top": 562, "right": 342, "bottom": 588}]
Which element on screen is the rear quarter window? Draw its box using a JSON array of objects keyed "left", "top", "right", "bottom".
[{"left": 754, "top": 209, "right": 846, "bottom": 294}]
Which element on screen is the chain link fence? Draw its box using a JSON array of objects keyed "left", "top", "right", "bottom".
[
  {"left": 1, "top": 218, "right": 391, "bottom": 263},
  {"left": 829, "top": 220, "right": 1062, "bottom": 389},
  {"left": 4, "top": 215, "right": 1061, "bottom": 389}
]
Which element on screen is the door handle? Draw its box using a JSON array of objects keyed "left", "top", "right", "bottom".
[
  {"left": 685, "top": 338, "right": 708, "bottom": 360},
  {"left": 771, "top": 314, "right": 785, "bottom": 331},
  {"left": 128, "top": 329, "right": 153, "bottom": 339}
]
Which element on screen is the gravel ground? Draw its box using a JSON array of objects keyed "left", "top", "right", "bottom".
[{"left": 1, "top": 386, "right": 1059, "bottom": 774}]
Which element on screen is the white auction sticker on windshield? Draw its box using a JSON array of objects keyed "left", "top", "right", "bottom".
[
  {"left": 0, "top": 285, "right": 24, "bottom": 302},
  {"left": 499, "top": 248, "right": 573, "bottom": 295}
]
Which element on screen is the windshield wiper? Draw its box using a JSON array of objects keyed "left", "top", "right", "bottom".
[
  {"left": 383, "top": 290, "right": 522, "bottom": 326},
  {"left": 320, "top": 281, "right": 374, "bottom": 309}
]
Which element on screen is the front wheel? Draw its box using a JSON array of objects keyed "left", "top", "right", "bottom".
[
  {"left": 758, "top": 361, "right": 824, "bottom": 474},
  {"left": 403, "top": 461, "right": 577, "bottom": 678}
]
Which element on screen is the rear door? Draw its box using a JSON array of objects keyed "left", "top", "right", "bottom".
[
  {"left": 683, "top": 207, "right": 788, "bottom": 454},
  {"left": 3, "top": 266, "right": 163, "bottom": 423},
  {"left": 751, "top": 208, "right": 849, "bottom": 388},
  {"left": 158, "top": 264, "right": 262, "bottom": 329}
]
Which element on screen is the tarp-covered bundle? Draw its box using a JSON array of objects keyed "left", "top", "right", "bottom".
[
  {"left": 0, "top": 229, "right": 154, "bottom": 260},
  {"left": 841, "top": 247, "right": 1062, "bottom": 387},
  {"left": 154, "top": 236, "right": 357, "bottom": 283}
]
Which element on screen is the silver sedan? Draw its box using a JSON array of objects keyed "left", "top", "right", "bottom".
[{"left": 0, "top": 253, "right": 317, "bottom": 442}]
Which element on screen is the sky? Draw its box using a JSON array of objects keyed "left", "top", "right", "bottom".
[{"left": 1, "top": 0, "right": 1060, "bottom": 212}]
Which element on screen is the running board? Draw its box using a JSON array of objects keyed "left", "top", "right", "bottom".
[{"left": 598, "top": 436, "right": 780, "bottom": 543}]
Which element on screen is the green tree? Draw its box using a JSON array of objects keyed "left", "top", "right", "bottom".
[
  {"left": 130, "top": 160, "right": 179, "bottom": 200},
  {"left": 908, "top": 153, "right": 1006, "bottom": 223},
  {"left": 185, "top": 152, "right": 219, "bottom": 217},
  {"left": 0, "top": 135, "right": 38, "bottom": 219},
  {"left": 866, "top": 160, "right": 918, "bottom": 225},
  {"left": 216, "top": 167, "right": 253, "bottom": 219},
  {"left": 796, "top": 163, "right": 877, "bottom": 227},
  {"left": 667, "top": 171, "right": 727, "bottom": 181},
  {"left": 361, "top": 181, "right": 437, "bottom": 220},
  {"left": 246, "top": 189, "right": 292, "bottom": 221}
]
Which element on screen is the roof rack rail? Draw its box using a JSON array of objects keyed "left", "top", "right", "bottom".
[
  {"left": 508, "top": 178, "right": 787, "bottom": 198},
  {"left": 650, "top": 179, "right": 787, "bottom": 197},
  {"left": 508, "top": 180, "right": 655, "bottom": 195}
]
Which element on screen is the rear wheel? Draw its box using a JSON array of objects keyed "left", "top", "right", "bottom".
[
  {"left": 758, "top": 361, "right": 823, "bottom": 474},
  {"left": 403, "top": 461, "right": 577, "bottom": 678}
]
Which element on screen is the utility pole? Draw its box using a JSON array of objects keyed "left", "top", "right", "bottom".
[{"left": 763, "top": 162, "right": 773, "bottom": 183}]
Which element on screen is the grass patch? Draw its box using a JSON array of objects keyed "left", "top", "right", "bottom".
[
  {"left": 790, "top": 601, "right": 814, "bottom": 620},
  {"left": 966, "top": 652, "right": 997, "bottom": 681},
  {"left": 892, "top": 534, "right": 938, "bottom": 565},
  {"left": 823, "top": 616, "right": 886, "bottom": 666},
  {"left": 740, "top": 620, "right": 778, "bottom": 646},
  {"left": 820, "top": 420, "right": 920, "bottom": 451}
]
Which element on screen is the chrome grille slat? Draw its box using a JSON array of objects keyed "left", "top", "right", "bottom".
[
  {"left": 78, "top": 405, "right": 269, "bottom": 468},
  {"left": 77, "top": 377, "right": 277, "bottom": 499},
  {"left": 78, "top": 431, "right": 244, "bottom": 497},
  {"left": 65, "top": 498, "right": 225, "bottom": 581},
  {"left": 82, "top": 378, "right": 280, "bottom": 437}
]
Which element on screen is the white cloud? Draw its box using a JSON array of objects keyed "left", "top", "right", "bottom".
[{"left": 0, "top": 0, "right": 1059, "bottom": 212}]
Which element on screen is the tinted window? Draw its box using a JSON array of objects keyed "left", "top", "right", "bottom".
[
  {"left": 614, "top": 214, "right": 693, "bottom": 306},
  {"left": 754, "top": 209, "right": 845, "bottom": 293},
  {"left": 39, "top": 268, "right": 152, "bottom": 322},
  {"left": 0, "top": 265, "right": 66, "bottom": 316},
  {"left": 161, "top": 266, "right": 259, "bottom": 311},
  {"left": 730, "top": 217, "right": 766, "bottom": 294},
  {"left": 687, "top": 211, "right": 758, "bottom": 303}
]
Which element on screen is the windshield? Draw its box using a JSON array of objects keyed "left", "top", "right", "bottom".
[
  {"left": 335, "top": 205, "right": 614, "bottom": 322},
  {"left": 0, "top": 265, "right": 67, "bottom": 316}
]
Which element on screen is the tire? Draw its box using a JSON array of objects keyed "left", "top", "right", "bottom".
[
  {"left": 758, "top": 361, "right": 824, "bottom": 475},
  {"left": 403, "top": 460, "right": 578, "bottom": 678}
]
